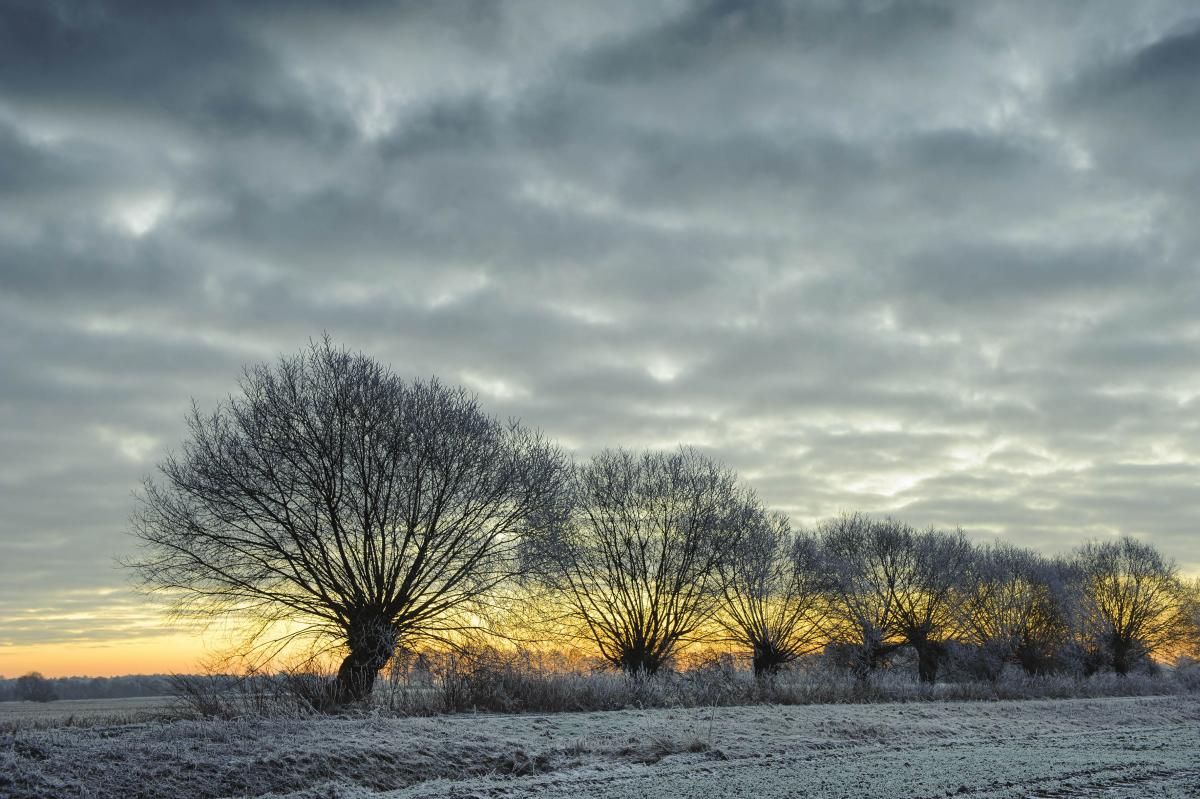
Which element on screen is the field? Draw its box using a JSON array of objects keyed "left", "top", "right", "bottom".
[
  {"left": 2, "top": 694, "right": 1198, "bottom": 798},
  {"left": 0, "top": 696, "right": 176, "bottom": 726}
]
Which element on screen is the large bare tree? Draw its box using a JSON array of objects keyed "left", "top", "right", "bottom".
[
  {"left": 531, "top": 447, "right": 753, "bottom": 674},
  {"left": 714, "top": 511, "right": 828, "bottom": 677},
  {"left": 129, "top": 339, "right": 567, "bottom": 703}
]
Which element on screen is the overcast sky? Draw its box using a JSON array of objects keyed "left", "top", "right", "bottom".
[{"left": 1, "top": 0, "right": 1199, "bottom": 659}]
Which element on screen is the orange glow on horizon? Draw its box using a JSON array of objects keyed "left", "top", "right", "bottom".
[{"left": 0, "top": 634, "right": 211, "bottom": 679}]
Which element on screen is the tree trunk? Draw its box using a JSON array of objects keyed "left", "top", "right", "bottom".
[
  {"left": 912, "top": 639, "right": 943, "bottom": 684},
  {"left": 334, "top": 616, "right": 398, "bottom": 704},
  {"left": 916, "top": 646, "right": 938, "bottom": 683},
  {"left": 1081, "top": 643, "right": 1104, "bottom": 676},
  {"left": 1110, "top": 635, "right": 1132, "bottom": 676},
  {"left": 850, "top": 626, "right": 893, "bottom": 682},
  {"left": 335, "top": 651, "right": 379, "bottom": 703},
  {"left": 1015, "top": 636, "right": 1047, "bottom": 676},
  {"left": 618, "top": 644, "right": 663, "bottom": 675},
  {"left": 752, "top": 643, "right": 789, "bottom": 678}
]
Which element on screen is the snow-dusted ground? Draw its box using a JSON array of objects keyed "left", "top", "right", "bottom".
[
  {"left": 0, "top": 696, "right": 176, "bottom": 725},
  {"left": 3, "top": 695, "right": 1197, "bottom": 798}
]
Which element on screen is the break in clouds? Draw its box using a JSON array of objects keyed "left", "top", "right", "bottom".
[{"left": 1, "top": 0, "right": 1198, "bottom": 648}]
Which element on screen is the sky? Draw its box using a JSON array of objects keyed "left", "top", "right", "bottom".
[{"left": 1, "top": 0, "right": 1199, "bottom": 677}]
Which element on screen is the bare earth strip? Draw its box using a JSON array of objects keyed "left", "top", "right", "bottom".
[{"left": 2, "top": 695, "right": 1197, "bottom": 798}]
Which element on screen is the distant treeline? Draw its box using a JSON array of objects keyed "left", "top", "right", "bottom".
[{"left": 0, "top": 673, "right": 174, "bottom": 702}]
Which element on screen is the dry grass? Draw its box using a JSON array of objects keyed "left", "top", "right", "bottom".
[{"left": 151, "top": 649, "right": 1200, "bottom": 722}]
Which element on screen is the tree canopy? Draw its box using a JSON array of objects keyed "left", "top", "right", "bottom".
[{"left": 130, "top": 338, "right": 567, "bottom": 701}]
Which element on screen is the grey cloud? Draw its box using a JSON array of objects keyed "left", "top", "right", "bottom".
[
  {"left": 0, "top": 121, "right": 84, "bottom": 194},
  {"left": 0, "top": 0, "right": 353, "bottom": 145},
  {"left": 380, "top": 94, "right": 500, "bottom": 159},
  {"left": 896, "top": 240, "right": 1165, "bottom": 308},
  {"left": 576, "top": 0, "right": 960, "bottom": 84},
  {"left": 1056, "top": 18, "right": 1200, "bottom": 184},
  {"left": 1, "top": 0, "right": 1199, "bottom": 658},
  {"left": 1065, "top": 21, "right": 1200, "bottom": 128}
]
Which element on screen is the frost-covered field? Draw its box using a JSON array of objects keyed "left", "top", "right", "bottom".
[
  {"left": 0, "top": 696, "right": 176, "bottom": 725},
  {"left": 3, "top": 695, "right": 1198, "bottom": 798}
]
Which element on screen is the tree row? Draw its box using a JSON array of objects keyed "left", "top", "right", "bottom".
[{"left": 130, "top": 339, "right": 1199, "bottom": 704}]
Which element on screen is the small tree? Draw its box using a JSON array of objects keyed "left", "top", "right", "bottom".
[
  {"left": 958, "top": 543, "right": 1071, "bottom": 677},
  {"left": 815, "top": 513, "right": 908, "bottom": 679},
  {"left": 890, "top": 527, "right": 975, "bottom": 683},
  {"left": 130, "top": 339, "right": 567, "bottom": 704},
  {"left": 16, "top": 672, "right": 58, "bottom": 703},
  {"left": 532, "top": 447, "right": 752, "bottom": 674},
  {"left": 1072, "top": 537, "right": 1192, "bottom": 675},
  {"left": 816, "top": 515, "right": 971, "bottom": 683},
  {"left": 1185, "top": 578, "right": 1200, "bottom": 661},
  {"left": 715, "top": 511, "right": 828, "bottom": 677}
]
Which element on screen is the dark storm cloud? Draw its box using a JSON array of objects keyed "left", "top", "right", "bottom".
[
  {"left": 1063, "top": 19, "right": 1200, "bottom": 138},
  {"left": 2, "top": 0, "right": 1199, "bottom": 653},
  {"left": 0, "top": 0, "right": 354, "bottom": 144}
]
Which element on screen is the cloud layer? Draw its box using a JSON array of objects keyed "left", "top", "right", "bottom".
[{"left": 2, "top": 0, "right": 1199, "bottom": 651}]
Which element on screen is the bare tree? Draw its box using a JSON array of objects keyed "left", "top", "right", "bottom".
[
  {"left": 816, "top": 515, "right": 972, "bottom": 682},
  {"left": 958, "top": 543, "right": 1070, "bottom": 677},
  {"left": 129, "top": 339, "right": 567, "bottom": 704},
  {"left": 531, "top": 447, "right": 752, "bottom": 674},
  {"left": 1071, "top": 537, "right": 1192, "bottom": 675},
  {"left": 891, "top": 527, "right": 975, "bottom": 683},
  {"left": 714, "top": 510, "right": 828, "bottom": 677},
  {"left": 1185, "top": 578, "right": 1200, "bottom": 661},
  {"left": 815, "top": 513, "right": 908, "bottom": 679}
]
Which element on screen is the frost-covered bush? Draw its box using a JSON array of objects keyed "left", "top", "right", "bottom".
[
  {"left": 943, "top": 641, "right": 1009, "bottom": 683},
  {"left": 1175, "top": 657, "right": 1200, "bottom": 691},
  {"left": 421, "top": 647, "right": 647, "bottom": 714},
  {"left": 169, "top": 669, "right": 340, "bottom": 718}
]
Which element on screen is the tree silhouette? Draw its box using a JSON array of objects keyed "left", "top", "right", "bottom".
[
  {"left": 714, "top": 511, "right": 828, "bottom": 676},
  {"left": 1072, "top": 537, "right": 1191, "bottom": 675},
  {"left": 815, "top": 514, "right": 907, "bottom": 679},
  {"left": 958, "top": 543, "right": 1071, "bottom": 677},
  {"left": 531, "top": 447, "right": 752, "bottom": 674},
  {"left": 130, "top": 338, "right": 566, "bottom": 703}
]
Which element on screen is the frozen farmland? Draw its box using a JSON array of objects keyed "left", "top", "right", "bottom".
[{"left": 3, "top": 694, "right": 1198, "bottom": 799}]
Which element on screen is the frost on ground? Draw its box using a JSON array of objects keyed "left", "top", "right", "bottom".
[
  {"left": 0, "top": 696, "right": 176, "bottom": 727},
  {"left": 2, "top": 696, "right": 1198, "bottom": 799}
]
